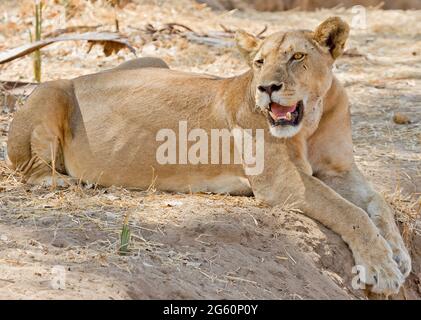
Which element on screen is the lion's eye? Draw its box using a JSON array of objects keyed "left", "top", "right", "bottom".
[
  {"left": 292, "top": 53, "right": 305, "bottom": 61},
  {"left": 254, "top": 59, "right": 264, "bottom": 67}
]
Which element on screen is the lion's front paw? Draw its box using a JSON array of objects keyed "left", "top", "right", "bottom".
[
  {"left": 388, "top": 236, "right": 411, "bottom": 278},
  {"left": 353, "top": 238, "right": 405, "bottom": 295}
]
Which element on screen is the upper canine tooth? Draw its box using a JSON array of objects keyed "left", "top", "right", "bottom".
[{"left": 286, "top": 112, "right": 292, "bottom": 121}]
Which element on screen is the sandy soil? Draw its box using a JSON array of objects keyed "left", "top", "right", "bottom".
[{"left": 0, "top": 0, "right": 420, "bottom": 299}]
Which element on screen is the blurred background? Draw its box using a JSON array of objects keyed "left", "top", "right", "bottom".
[{"left": 198, "top": 0, "right": 421, "bottom": 10}]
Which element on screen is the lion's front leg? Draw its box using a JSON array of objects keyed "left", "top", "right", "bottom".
[
  {"left": 252, "top": 167, "right": 405, "bottom": 295},
  {"left": 246, "top": 140, "right": 404, "bottom": 295},
  {"left": 314, "top": 164, "right": 411, "bottom": 278},
  {"left": 291, "top": 172, "right": 405, "bottom": 295}
]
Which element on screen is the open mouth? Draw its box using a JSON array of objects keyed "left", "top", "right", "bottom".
[{"left": 267, "top": 101, "right": 304, "bottom": 127}]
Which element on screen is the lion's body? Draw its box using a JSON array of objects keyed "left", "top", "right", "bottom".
[
  {"left": 7, "top": 18, "right": 411, "bottom": 296},
  {"left": 7, "top": 66, "right": 350, "bottom": 194},
  {"left": 8, "top": 68, "right": 253, "bottom": 193}
]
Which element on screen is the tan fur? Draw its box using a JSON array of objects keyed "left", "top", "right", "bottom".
[
  {"left": 7, "top": 18, "right": 410, "bottom": 295},
  {"left": 313, "top": 17, "right": 349, "bottom": 59},
  {"left": 109, "top": 56, "right": 169, "bottom": 71}
]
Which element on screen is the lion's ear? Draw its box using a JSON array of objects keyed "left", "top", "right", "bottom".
[
  {"left": 235, "top": 30, "right": 261, "bottom": 65},
  {"left": 313, "top": 17, "right": 349, "bottom": 60}
]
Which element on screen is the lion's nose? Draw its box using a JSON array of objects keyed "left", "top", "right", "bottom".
[{"left": 257, "top": 83, "right": 283, "bottom": 95}]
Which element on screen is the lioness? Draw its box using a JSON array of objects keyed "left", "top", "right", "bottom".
[{"left": 7, "top": 17, "right": 410, "bottom": 295}]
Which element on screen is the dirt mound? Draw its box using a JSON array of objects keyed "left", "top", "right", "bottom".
[
  {"left": 0, "top": 180, "right": 418, "bottom": 299},
  {"left": 0, "top": 181, "right": 367, "bottom": 299}
]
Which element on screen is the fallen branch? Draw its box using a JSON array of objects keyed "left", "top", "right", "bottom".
[
  {"left": 0, "top": 80, "right": 36, "bottom": 91},
  {"left": 0, "top": 32, "right": 136, "bottom": 65},
  {"left": 182, "top": 24, "right": 266, "bottom": 48},
  {"left": 0, "top": 81, "right": 37, "bottom": 97},
  {"left": 185, "top": 32, "right": 235, "bottom": 48},
  {"left": 44, "top": 25, "right": 103, "bottom": 38}
]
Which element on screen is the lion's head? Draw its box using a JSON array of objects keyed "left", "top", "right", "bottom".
[{"left": 235, "top": 17, "right": 349, "bottom": 138}]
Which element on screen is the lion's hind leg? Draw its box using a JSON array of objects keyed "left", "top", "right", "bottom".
[
  {"left": 22, "top": 125, "right": 74, "bottom": 187},
  {"left": 8, "top": 82, "right": 76, "bottom": 188}
]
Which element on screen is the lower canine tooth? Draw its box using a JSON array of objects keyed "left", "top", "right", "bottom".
[{"left": 286, "top": 112, "right": 292, "bottom": 121}]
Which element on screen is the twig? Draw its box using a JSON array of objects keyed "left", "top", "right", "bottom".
[
  {"left": 224, "top": 275, "right": 258, "bottom": 285},
  {"left": 284, "top": 247, "right": 297, "bottom": 264},
  {"left": 185, "top": 32, "right": 235, "bottom": 48},
  {"left": 256, "top": 25, "right": 268, "bottom": 38},
  {"left": 166, "top": 23, "right": 195, "bottom": 33}
]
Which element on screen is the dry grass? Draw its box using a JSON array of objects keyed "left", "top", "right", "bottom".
[{"left": 387, "top": 188, "right": 420, "bottom": 248}]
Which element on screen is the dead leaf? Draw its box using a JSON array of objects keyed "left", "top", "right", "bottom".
[
  {"left": 393, "top": 113, "right": 411, "bottom": 125},
  {"left": 107, "top": 0, "right": 132, "bottom": 8},
  {"left": 87, "top": 40, "right": 128, "bottom": 57}
]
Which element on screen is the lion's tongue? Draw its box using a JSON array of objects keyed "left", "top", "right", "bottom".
[{"left": 270, "top": 102, "right": 297, "bottom": 118}]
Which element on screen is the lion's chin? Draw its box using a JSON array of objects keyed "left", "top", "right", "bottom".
[{"left": 269, "top": 122, "right": 303, "bottom": 138}]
